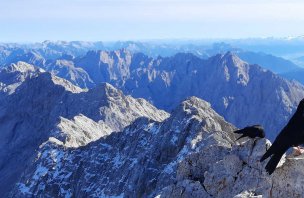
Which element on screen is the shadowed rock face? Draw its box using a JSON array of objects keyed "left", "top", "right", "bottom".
[
  {"left": 9, "top": 96, "right": 236, "bottom": 197},
  {"left": 2, "top": 58, "right": 304, "bottom": 197},
  {"left": 3, "top": 51, "right": 304, "bottom": 140},
  {"left": 23, "top": 50, "right": 304, "bottom": 140},
  {"left": 8, "top": 95, "right": 304, "bottom": 198},
  {"left": 0, "top": 66, "right": 168, "bottom": 197},
  {"left": 81, "top": 50, "right": 302, "bottom": 140}
]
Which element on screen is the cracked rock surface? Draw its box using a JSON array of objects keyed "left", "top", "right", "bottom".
[
  {"left": 162, "top": 136, "right": 304, "bottom": 198},
  {"left": 9, "top": 93, "right": 304, "bottom": 197}
]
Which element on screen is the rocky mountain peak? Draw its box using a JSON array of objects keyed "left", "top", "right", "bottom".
[
  {"left": 170, "top": 96, "right": 236, "bottom": 133},
  {"left": 222, "top": 51, "right": 245, "bottom": 64},
  {"left": 7, "top": 61, "right": 44, "bottom": 73},
  {"left": 0, "top": 69, "right": 169, "bottom": 196},
  {"left": 12, "top": 93, "right": 304, "bottom": 198},
  {"left": 1, "top": 42, "right": 304, "bottom": 197},
  {"left": 182, "top": 96, "right": 212, "bottom": 110},
  {"left": 98, "top": 49, "right": 132, "bottom": 67},
  {"left": 83, "top": 49, "right": 131, "bottom": 61},
  {"left": 0, "top": 62, "right": 45, "bottom": 95},
  {"left": 16, "top": 72, "right": 84, "bottom": 94},
  {"left": 75, "top": 49, "right": 132, "bottom": 83},
  {"left": 214, "top": 52, "right": 250, "bottom": 85},
  {"left": 172, "top": 96, "right": 212, "bottom": 120},
  {"left": 1, "top": 73, "right": 304, "bottom": 197}
]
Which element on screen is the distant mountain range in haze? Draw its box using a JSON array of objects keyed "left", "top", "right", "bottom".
[
  {"left": 1, "top": 39, "right": 304, "bottom": 197},
  {"left": 1, "top": 39, "right": 304, "bottom": 140},
  {"left": 1, "top": 45, "right": 304, "bottom": 140},
  {"left": 1, "top": 39, "right": 303, "bottom": 73},
  {"left": 0, "top": 59, "right": 302, "bottom": 197}
]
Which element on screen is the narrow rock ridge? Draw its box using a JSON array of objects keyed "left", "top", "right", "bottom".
[
  {"left": 0, "top": 68, "right": 168, "bottom": 197},
  {"left": 10, "top": 96, "right": 304, "bottom": 198},
  {"left": 10, "top": 97, "right": 236, "bottom": 197}
]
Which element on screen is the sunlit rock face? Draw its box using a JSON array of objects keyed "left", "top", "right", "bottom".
[
  {"left": 8, "top": 95, "right": 304, "bottom": 198},
  {"left": 54, "top": 51, "right": 304, "bottom": 140},
  {"left": 1, "top": 53, "right": 304, "bottom": 197},
  {"left": 3, "top": 50, "right": 304, "bottom": 140},
  {"left": 10, "top": 96, "right": 235, "bottom": 197},
  {"left": 0, "top": 66, "right": 168, "bottom": 197}
]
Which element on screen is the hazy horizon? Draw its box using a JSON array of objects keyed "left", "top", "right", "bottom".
[
  {"left": 3, "top": 36, "right": 304, "bottom": 45},
  {"left": 1, "top": 0, "right": 304, "bottom": 42}
]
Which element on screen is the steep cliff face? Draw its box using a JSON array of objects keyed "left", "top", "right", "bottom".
[
  {"left": 2, "top": 57, "right": 304, "bottom": 198},
  {"left": 44, "top": 59, "right": 95, "bottom": 88},
  {"left": 9, "top": 96, "right": 304, "bottom": 198},
  {"left": 45, "top": 51, "right": 304, "bottom": 140},
  {"left": 122, "top": 52, "right": 304, "bottom": 140},
  {"left": 161, "top": 138, "right": 304, "bottom": 198},
  {"left": 11, "top": 97, "right": 236, "bottom": 197},
  {"left": 3, "top": 51, "right": 303, "bottom": 140},
  {"left": 0, "top": 65, "right": 168, "bottom": 196},
  {"left": 74, "top": 49, "right": 133, "bottom": 85}
]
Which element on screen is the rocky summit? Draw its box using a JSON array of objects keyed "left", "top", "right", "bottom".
[
  {"left": 0, "top": 60, "right": 304, "bottom": 198},
  {"left": 0, "top": 65, "right": 168, "bottom": 197},
  {"left": 5, "top": 92, "right": 304, "bottom": 197}
]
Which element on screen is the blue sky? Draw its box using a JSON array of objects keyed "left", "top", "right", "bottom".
[{"left": 1, "top": 0, "right": 304, "bottom": 42}]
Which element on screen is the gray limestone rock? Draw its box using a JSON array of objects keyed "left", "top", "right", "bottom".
[
  {"left": 0, "top": 67, "right": 168, "bottom": 197},
  {"left": 53, "top": 50, "right": 304, "bottom": 140},
  {"left": 159, "top": 179, "right": 211, "bottom": 198},
  {"left": 4, "top": 51, "right": 304, "bottom": 141},
  {"left": 1, "top": 63, "right": 304, "bottom": 197},
  {"left": 5, "top": 92, "right": 304, "bottom": 198},
  {"left": 10, "top": 96, "right": 235, "bottom": 197}
]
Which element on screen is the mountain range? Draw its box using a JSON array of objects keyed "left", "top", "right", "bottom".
[
  {"left": 1, "top": 41, "right": 304, "bottom": 197},
  {"left": 0, "top": 62, "right": 168, "bottom": 196},
  {"left": 4, "top": 49, "right": 302, "bottom": 140},
  {"left": 1, "top": 46, "right": 304, "bottom": 141},
  {"left": 0, "top": 66, "right": 302, "bottom": 197},
  {"left": 1, "top": 41, "right": 302, "bottom": 72}
]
